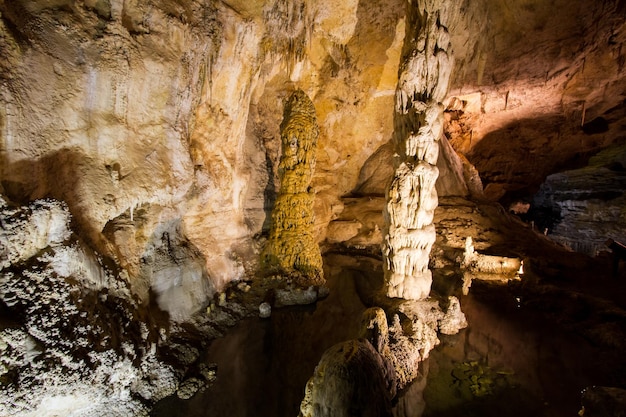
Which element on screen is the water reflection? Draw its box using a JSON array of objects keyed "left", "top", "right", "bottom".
[
  {"left": 153, "top": 255, "right": 624, "bottom": 417},
  {"left": 153, "top": 254, "right": 374, "bottom": 417},
  {"left": 422, "top": 283, "right": 621, "bottom": 417}
]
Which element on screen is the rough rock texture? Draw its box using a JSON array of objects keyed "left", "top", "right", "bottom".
[
  {"left": 382, "top": 0, "right": 454, "bottom": 300},
  {"left": 0, "top": 0, "right": 410, "bottom": 310},
  {"left": 1, "top": 0, "right": 626, "bottom": 414},
  {"left": 0, "top": 0, "right": 225, "bottom": 319},
  {"left": 443, "top": 0, "right": 626, "bottom": 205},
  {"left": 533, "top": 143, "right": 626, "bottom": 256},
  {"left": 262, "top": 90, "right": 323, "bottom": 283},
  {"left": 299, "top": 302, "right": 466, "bottom": 416},
  {"left": 298, "top": 339, "right": 395, "bottom": 417},
  {"left": 0, "top": 199, "right": 177, "bottom": 416}
]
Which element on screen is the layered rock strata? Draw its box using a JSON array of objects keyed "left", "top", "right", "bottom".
[
  {"left": 383, "top": 1, "right": 453, "bottom": 300},
  {"left": 262, "top": 90, "right": 324, "bottom": 284},
  {"left": 533, "top": 144, "right": 626, "bottom": 256}
]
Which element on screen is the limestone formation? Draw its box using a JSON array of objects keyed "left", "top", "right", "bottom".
[
  {"left": 0, "top": 199, "right": 177, "bottom": 416},
  {"left": 262, "top": 90, "right": 324, "bottom": 284},
  {"left": 299, "top": 303, "right": 467, "bottom": 416},
  {"left": 460, "top": 236, "right": 522, "bottom": 294},
  {"left": 382, "top": 2, "right": 454, "bottom": 300},
  {"left": 533, "top": 144, "right": 626, "bottom": 256}
]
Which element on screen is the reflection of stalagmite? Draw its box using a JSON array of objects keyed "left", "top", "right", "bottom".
[
  {"left": 262, "top": 90, "right": 323, "bottom": 284},
  {"left": 460, "top": 237, "right": 523, "bottom": 294},
  {"left": 383, "top": 4, "right": 454, "bottom": 300}
]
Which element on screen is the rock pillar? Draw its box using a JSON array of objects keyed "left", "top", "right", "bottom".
[
  {"left": 383, "top": 1, "right": 454, "bottom": 299},
  {"left": 262, "top": 90, "right": 324, "bottom": 284}
]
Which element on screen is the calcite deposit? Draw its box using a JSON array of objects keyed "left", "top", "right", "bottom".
[
  {"left": 262, "top": 89, "right": 324, "bottom": 284},
  {"left": 459, "top": 236, "right": 522, "bottom": 294},
  {"left": 1, "top": 0, "right": 626, "bottom": 415},
  {"left": 0, "top": 199, "right": 178, "bottom": 416},
  {"left": 299, "top": 302, "right": 467, "bottom": 416},
  {"left": 382, "top": 1, "right": 453, "bottom": 300}
]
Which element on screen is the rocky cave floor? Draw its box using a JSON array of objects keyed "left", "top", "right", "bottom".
[{"left": 152, "top": 197, "right": 626, "bottom": 417}]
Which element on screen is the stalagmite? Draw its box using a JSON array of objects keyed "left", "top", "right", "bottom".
[
  {"left": 382, "top": 1, "right": 454, "bottom": 300},
  {"left": 262, "top": 90, "right": 324, "bottom": 285}
]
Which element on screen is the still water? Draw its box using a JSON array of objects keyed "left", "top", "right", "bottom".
[{"left": 153, "top": 254, "right": 623, "bottom": 417}]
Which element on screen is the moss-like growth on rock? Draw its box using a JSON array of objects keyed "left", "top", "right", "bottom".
[{"left": 262, "top": 90, "right": 324, "bottom": 285}]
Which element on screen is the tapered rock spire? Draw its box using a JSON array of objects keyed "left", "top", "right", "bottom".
[
  {"left": 382, "top": 2, "right": 454, "bottom": 300},
  {"left": 262, "top": 90, "right": 324, "bottom": 284}
]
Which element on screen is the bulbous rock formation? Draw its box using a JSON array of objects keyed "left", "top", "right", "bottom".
[
  {"left": 383, "top": 1, "right": 453, "bottom": 300},
  {"left": 299, "top": 303, "right": 467, "bottom": 416},
  {"left": 262, "top": 90, "right": 324, "bottom": 284}
]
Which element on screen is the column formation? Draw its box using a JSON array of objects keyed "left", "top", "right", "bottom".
[
  {"left": 262, "top": 89, "right": 324, "bottom": 285},
  {"left": 383, "top": 1, "right": 453, "bottom": 300}
]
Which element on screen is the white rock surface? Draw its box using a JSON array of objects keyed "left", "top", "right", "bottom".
[
  {"left": 0, "top": 199, "right": 178, "bottom": 416},
  {"left": 383, "top": 3, "right": 455, "bottom": 300}
]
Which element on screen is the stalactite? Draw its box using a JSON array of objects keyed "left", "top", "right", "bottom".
[
  {"left": 382, "top": 2, "right": 454, "bottom": 300},
  {"left": 262, "top": 90, "right": 324, "bottom": 285},
  {"left": 262, "top": 0, "right": 309, "bottom": 78}
]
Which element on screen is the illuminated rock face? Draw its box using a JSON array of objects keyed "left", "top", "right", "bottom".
[
  {"left": 299, "top": 303, "right": 467, "bottom": 416},
  {"left": 262, "top": 90, "right": 324, "bottom": 284},
  {"left": 383, "top": 2, "right": 453, "bottom": 300},
  {"left": 0, "top": 199, "right": 178, "bottom": 416}
]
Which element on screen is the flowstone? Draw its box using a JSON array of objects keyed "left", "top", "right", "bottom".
[
  {"left": 0, "top": 199, "right": 178, "bottom": 416},
  {"left": 262, "top": 90, "right": 324, "bottom": 285}
]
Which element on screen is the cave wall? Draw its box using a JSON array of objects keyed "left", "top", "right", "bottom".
[
  {"left": 2, "top": 0, "right": 625, "bottom": 317},
  {"left": 443, "top": 0, "right": 626, "bottom": 204},
  {"left": 0, "top": 0, "right": 410, "bottom": 318}
]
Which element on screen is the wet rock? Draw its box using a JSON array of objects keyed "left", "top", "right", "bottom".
[
  {"left": 299, "top": 299, "right": 467, "bottom": 416},
  {"left": 298, "top": 339, "right": 395, "bottom": 417}
]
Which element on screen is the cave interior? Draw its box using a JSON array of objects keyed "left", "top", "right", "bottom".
[{"left": 1, "top": 0, "right": 626, "bottom": 416}]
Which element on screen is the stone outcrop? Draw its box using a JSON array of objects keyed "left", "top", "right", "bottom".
[
  {"left": 382, "top": 1, "right": 454, "bottom": 300},
  {"left": 262, "top": 90, "right": 324, "bottom": 284},
  {"left": 443, "top": 0, "right": 626, "bottom": 204},
  {"left": 532, "top": 143, "right": 626, "bottom": 256},
  {"left": 459, "top": 236, "right": 522, "bottom": 294},
  {"left": 0, "top": 198, "right": 178, "bottom": 416},
  {"left": 299, "top": 302, "right": 467, "bottom": 416}
]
